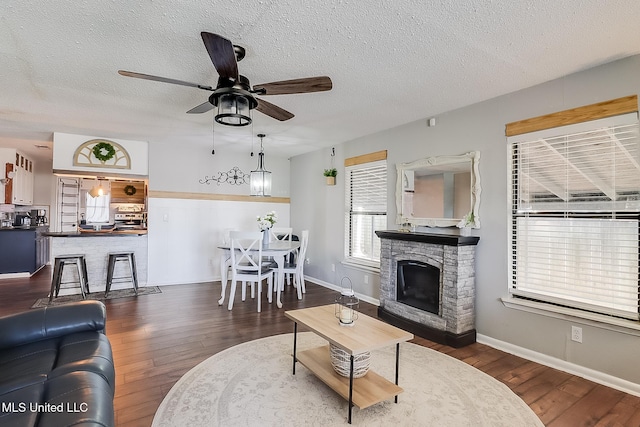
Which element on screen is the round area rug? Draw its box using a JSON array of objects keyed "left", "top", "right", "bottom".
[{"left": 152, "top": 333, "right": 543, "bottom": 426}]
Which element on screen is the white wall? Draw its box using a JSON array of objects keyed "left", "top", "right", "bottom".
[
  {"left": 147, "top": 197, "right": 289, "bottom": 285},
  {"left": 290, "top": 54, "right": 640, "bottom": 386}
]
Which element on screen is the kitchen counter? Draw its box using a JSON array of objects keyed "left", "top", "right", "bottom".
[
  {"left": 0, "top": 225, "right": 49, "bottom": 231},
  {"left": 45, "top": 229, "right": 147, "bottom": 237},
  {"left": 48, "top": 231, "right": 148, "bottom": 295}
]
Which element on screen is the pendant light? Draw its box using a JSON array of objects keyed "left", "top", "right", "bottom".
[
  {"left": 88, "top": 180, "right": 109, "bottom": 198},
  {"left": 250, "top": 134, "right": 272, "bottom": 197}
]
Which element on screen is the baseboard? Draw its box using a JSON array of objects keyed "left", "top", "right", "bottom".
[
  {"left": 477, "top": 334, "right": 640, "bottom": 397},
  {"left": 0, "top": 272, "right": 31, "bottom": 280},
  {"left": 305, "top": 275, "right": 380, "bottom": 306}
]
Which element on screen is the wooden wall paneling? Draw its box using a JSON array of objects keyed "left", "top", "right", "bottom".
[
  {"left": 344, "top": 150, "right": 388, "bottom": 167},
  {"left": 505, "top": 95, "right": 638, "bottom": 137},
  {"left": 110, "top": 181, "right": 146, "bottom": 204}
]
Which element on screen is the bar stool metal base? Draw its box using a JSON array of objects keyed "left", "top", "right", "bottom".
[
  {"left": 49, "top": 254, "right": 90, "bottom": 302},
  {"left": 105, "top": 252, "right": 139, "bottom": 297}
]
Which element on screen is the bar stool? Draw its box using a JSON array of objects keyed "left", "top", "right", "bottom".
[
  {"left": 49, "top": 254, "right": 90, "bottom": 302},
  {"left": 105, "top": 252, "right": 139, "bottom": 297}
]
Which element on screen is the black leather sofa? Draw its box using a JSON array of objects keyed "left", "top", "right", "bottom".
[{"left": 0, "top": 301, "right": 115, "bottom": 426}]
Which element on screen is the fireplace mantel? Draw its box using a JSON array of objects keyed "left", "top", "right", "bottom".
[{"left": 375, "top": 230, "right": 479, "bottom": 246}]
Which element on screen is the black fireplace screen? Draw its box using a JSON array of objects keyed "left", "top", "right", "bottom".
[{"left": 396, "top": 260, "right": 441, "bottom": 315}]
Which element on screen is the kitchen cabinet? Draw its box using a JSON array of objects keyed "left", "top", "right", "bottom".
[
  {"left": 1, "top": 149, "right": 34, "bottom": 205},
  {"left": 0, "top": 226, "right": 49, "bottom": 275}
]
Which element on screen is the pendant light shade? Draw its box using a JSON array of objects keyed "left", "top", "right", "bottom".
[
  {"left": 210, "top": 83, "right": 257, "bottom": 127},
  {"left": 215, "top": 93, "right": 252, "bottom": 126},
  {"left": 88, "top": 180, "right": 109, "bottom": 198},
  {"left": 250, "top": 134, "right": 272, "bottom": 197}
]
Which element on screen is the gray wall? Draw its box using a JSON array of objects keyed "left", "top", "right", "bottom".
[{"left": 290, "top": 54, "right": 640, "bottom": 384}]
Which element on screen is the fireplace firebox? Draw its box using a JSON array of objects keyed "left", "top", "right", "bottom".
[{"left": 397, "top": 260, "right": 441, "bottom": 315}]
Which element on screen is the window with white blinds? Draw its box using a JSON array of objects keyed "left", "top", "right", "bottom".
[
  {"left": 508, "top": 112, "right": 640, "bottom": 320},
  {"left": 345, "top": 160, "right": 387, "bottom": 264}
]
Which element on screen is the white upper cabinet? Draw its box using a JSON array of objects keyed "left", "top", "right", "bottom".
[{"left": 0, "top": 148, "right": 35, "bottom": 205}]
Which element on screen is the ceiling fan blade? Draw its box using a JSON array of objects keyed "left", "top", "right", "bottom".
[
  {"left": 186, "top": 101, "right": 214, "bottom": 114},
  {"left": 256, "top": 98, "right": 294, "bottom": 121},
  {"left": 201, "top": 32, "right": 239, "bottom": 81},
  {"left": 253, "top": 76, "right": 332, "bottom": 95},
  {"left": 118, "top": 70, "right": 214, "bottom": 91}
]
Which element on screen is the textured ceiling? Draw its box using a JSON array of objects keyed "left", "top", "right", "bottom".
[{"left": 2, "top": 0, "right": 640, "bottom": 162}]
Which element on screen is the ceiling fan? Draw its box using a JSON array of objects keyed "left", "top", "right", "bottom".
[{"left": 118, "top": 32, "right": 332, "bottom": 126}]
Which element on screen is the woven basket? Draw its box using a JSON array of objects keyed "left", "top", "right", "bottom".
[{"left": 329, "top": 344, "right": 371, "bottom": 378}]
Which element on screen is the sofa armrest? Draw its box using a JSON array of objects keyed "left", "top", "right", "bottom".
[{"left": 0, "top": 301, "right": 107, "bottom": 350}]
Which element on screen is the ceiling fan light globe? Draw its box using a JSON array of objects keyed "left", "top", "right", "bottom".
[{"left": 215, "top": 93, "right": 252, "bottom": 126}]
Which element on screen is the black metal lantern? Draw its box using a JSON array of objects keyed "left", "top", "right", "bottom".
[
  {"left": 250, "top": 134, "right": 272, "bottom": 196},
  {"left": 209, "top": 80, "right": 257, "bottom": 127}
]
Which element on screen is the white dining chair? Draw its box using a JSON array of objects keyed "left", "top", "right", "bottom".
[
  {"left": 218, "top": 229, "right": 239, "bottom": 306},
  {"left": 267, "top": 227, "right": 294, "bottom": 285},
  {"left": 269, "top": 227, "right": 293, "bottom": 243},
  {"left": 228, "top": 231, "right": 274, "bottom": 312},
  {"left": 281, "top": 230, "right": 309, "bottom": 296},
  {"left": 222, "top": 227, "right": 233, "bottom": 273}
]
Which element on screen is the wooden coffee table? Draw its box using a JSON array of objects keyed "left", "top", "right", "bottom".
[{"left": 285, "top": 305, "right": 413, "bottom": 424}]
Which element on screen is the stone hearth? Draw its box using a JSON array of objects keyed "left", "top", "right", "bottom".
[{"left": 375, "top": 231, "right": 479, "bottom": 347}]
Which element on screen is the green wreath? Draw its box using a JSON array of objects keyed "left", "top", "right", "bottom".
[
  {"left": 92, "top": 141, "right": 116, "bottom": 162},
  {"left": 123, "top": 185, "right": 137, "bottom": 196}
]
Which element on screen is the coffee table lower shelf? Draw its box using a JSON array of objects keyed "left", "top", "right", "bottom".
[{"left": 296, "top": 345, "right": 403, "bottom": 409}]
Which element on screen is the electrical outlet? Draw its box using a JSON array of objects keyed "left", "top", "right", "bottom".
[
  {"left": 331, "top": 264, "right": 335, "bottom": 272},
  {"left": 305, "top": 258, "right": 310, "bottom": 264},
  {"left": 571, "top": 326, "right": 583, "bottom": 343},
  {"left": 364, "top": 275, "right": 369, "bottom": 284}
]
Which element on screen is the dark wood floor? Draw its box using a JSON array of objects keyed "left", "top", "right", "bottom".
[{"left": 2, "top": 267, "right": 640, "bottom": 426}]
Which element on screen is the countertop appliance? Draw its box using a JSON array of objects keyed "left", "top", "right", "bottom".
[
  {"left": 114, "top": 212, "right": 146, "bottom": 230},
  {"left": 117, "top": 204, "right": 145, "bottom": 213},
  {"left": 31, "top": 209, "right": 47, "bottom": 225},
  {"left": 14, "top": 214, "right": 31, "bottom": 227}
]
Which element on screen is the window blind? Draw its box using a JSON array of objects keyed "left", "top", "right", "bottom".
[
  {"left": 508, "top": 112, "right": 640, "bottom": 320},
  {"left": 346, "top": 160, "right": 387, "bottom": 263}
]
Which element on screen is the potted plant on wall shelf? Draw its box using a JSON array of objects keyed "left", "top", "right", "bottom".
[{"left": 324, "top": 168, "right": 337, "bottom": 185}]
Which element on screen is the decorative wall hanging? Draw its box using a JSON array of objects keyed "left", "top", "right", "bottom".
[
  {"left": 199, "top": 166, "right": 249, "bottom": 186},
  {"left": 123, "top": 185, "right": 137, "bottom": 195},
  {"left": 73, "top": 139, "right": 131, "bottom": 169}
]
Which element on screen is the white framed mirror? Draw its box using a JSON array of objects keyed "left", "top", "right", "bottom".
[{"left": 396, "top": 151, "right": 481, "bottom": 228}]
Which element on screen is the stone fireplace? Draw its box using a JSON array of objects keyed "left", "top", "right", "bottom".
[{"left": 375, "top": 231, "right": 479, "bottom": 347}]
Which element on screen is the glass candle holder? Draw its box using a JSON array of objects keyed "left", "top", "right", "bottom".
[{"left": 335, "top": 278, "right": 359, "bottom": 326}]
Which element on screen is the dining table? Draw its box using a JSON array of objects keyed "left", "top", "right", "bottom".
[{"left": 218, "top": 240, "right": 301, "bottom": 309}]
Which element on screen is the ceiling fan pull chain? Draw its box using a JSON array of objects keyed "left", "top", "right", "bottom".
[
  {"left": 250, "top": 123, "right": 255, "bottom": 156},
  {"left": 211, "top": 121, "right": 215, "bottom": 155}
]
